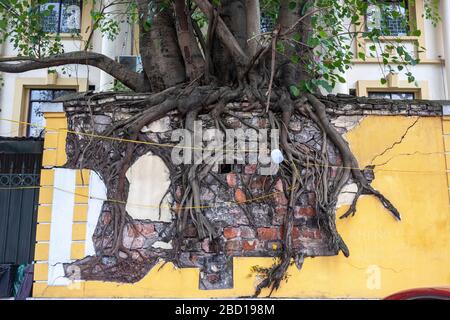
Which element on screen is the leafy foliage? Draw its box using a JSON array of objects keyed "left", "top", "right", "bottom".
[{"left": 0, "top": 0, "right": 441, "bottom": 93}]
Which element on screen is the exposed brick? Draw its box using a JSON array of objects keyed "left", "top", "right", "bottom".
[
  {"left": 307, "top": 193, "right": 316, "bottom": 206},
  {"left": 294, "top": 206, "right": 316, "bottom": 218},
  {"left": 250, "top": 176, "right": 267, "bottom": 190},
  {"left": 257, "top": 227, "right": 280, "bottom": 240},
  {"left": 274, "top": 179, "right": 284, "bottom": 191},
  {"left": 123, "top": 235, "right": 145, "bottom": 249},
  {"left": 242, "top": 240, "right": 257, "bottom": 251},
  {"left": 244, "top": 164, "right": 257, "bottom": 174},
  {"left": 225, "top": 240, "right": 241, "bottom": 252},
  {"left": 274, "top": 193, "right": 288, "bottom": 206},
  {"left": 293, "top": 238, "right": 304, "bottom": 249},
  {"left": 275, "top": 206, "right": 287, "bottom": 215},
  {"left": 223, "top": 227, "right": 240, "bottom": 239},
  {"left": 239, "top": 226, "right": 256, "bottom": 238},
  {"left": 292, "top": 227, "right": 300, "bottom": 239},
  {"left": 273, "top": 206, "right": 287, "bottom": 225},
  {"left": 206, "top": 273, "right": 220, "bottom": 283},
  {"left": 102, "top": 212, "right": 112, "bottom": 225},
  {"left": 201, "top": 239, "right": 212, "bottom": 252},
  {"left": 235, "top": 188, "right": 247, "bottom": 203},
  {"left": 300, "top": 228, "right": 321, "bottom": 239},
  {"left": 140, "top": 223, "right": 155, "bottom": 237},
  {"left": 226, "top": 173, "right": 237, "bottom": 187},
  {"left": 184, "top": 224, "right": 198, "bottom": 238}
]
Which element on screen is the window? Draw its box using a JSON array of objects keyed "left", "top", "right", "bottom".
[
  {"left": 368, "top": 91, "right": 415, "bottom": 100},
  {"left": 261, "top": 14, "right": 275, "bottom": 33},
  {"left": 27, "top": 89, "right": 75, "bottom": 137},
  {"left": 366, "top": 1, "right": 409, "bottom": 36},
  {"left": 40, "top": 0, "right": 82, "bottom": 33}
]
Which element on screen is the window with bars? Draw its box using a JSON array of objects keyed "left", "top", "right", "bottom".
[
  {"left": 368, "top": 91, "right": 415, "bottom": 100},
  {"left": 261, "top": 13, "right": 275, "bottom": 33},
  {"left": 27, "top": 89, "right": 76, "bottom": 138},
  {"left": 366, "top": 1, "right": 410, "bottom": 36},
  {"left": 40, "top": 0, "right": 82, "bottom": 33}
]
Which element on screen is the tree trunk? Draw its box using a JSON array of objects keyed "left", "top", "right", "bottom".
[{"left": 137, "top": 0, "right": 186, "bottom": 91}]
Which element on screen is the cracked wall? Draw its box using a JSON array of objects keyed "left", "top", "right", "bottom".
[{"left": 32, "top": 95, "right": 450, "bottom": 298}]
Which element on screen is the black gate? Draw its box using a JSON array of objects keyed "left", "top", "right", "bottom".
[{"left": 0, "top": 138, "right": 43, "bottom": 264}]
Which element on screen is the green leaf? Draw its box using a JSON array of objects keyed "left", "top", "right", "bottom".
[
  {"left": 289, "top": 85, "right": 300, "bottom": 97},
  {"left": 288, "top": 1, "right": 297, "bottom": 11}
]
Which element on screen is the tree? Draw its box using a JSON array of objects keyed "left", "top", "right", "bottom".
[{"left": 0, "top": 0, "right": 440, "bottom": 296}]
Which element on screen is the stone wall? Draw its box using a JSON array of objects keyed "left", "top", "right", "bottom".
[{"left": 60, "top": 92, "right": 442, "bottom": 290}]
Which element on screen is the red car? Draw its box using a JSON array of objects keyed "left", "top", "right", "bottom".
[{"left": 384, "top": 287, "right": 450, "bottom": 300}]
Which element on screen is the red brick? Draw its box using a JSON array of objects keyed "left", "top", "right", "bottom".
[
  {"left": 102, "top": 212, "right": 112, "bottom": 225},
  {"left": 274, "top": 179, "right": 284, "bottom": 191},
  {"left": 223, "top": 227, "right": 240, "bottom": 239},
  {"left": 275, "top": 206, "right": 287, "bottom": 215},
  {"left": 226, "top": 173, "right": 237, "bottom": 187},
  {"left": 207, "top": 273, "right": 220, "bottom": 283},
  {"left": 250, "top": 176, "right": 267, "bottom": 189},
  {"left": 225, "top": 240, "right": 241, "bottom": 252},
  {"left": 201, "top": 239, "right": 211, "bottom": 252},
  {"left": 239, "top": 226, "right": 256, "bottom": 238},
  {"left": 293, "top": 238, "right": 304, "bottom": 249},
  {"left": 235, "top": 188, "right": 247, "bottom": 203},
  {"left": 273, "top": 206, "right": 287, "bottom": 225},
  {"left": 307, "top": 193, "right": 316, "bottom": 206},
  {"left": 294, "top": 206, "right": 316, "bottom": 218},
  {"left": 140, "top": 223, "right": 155, "bottom": 236},
  {"left": 274, "top": 193, "right": 288, "bottom": 206},
  {"left": 184, "top": 224, "right": 198, "bottom": 238},
  {"left": 292, "top": 227, "right": 301, "bottom": 239},
  {"left": 300, "top": 228, "right": 321, "bottom": 239},
  {"left": 257, "top": 227, "right": 280, "bottom": 241},
  {"left": 245, "top": 164, "right": 257, "bottom": 174},
  {"left": 242, "top": 240, "right": 257, "bottom": 251}
]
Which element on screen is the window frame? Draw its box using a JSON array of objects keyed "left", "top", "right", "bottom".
[
  {"left": 367, "top": 91, "right": 415, "bottom": 100},
  {"left": 26, "top": 88, "right": 76, "bottom": 137},
  {"left": 365, "top": 0, "right": 411, "bottom": 37},
  {"left": 354, "top": 0, "right": 427, "bottom": 63},
  {"left": 356, "top": 75, "right": 429, "bottom": 99},
  {"left": 39, "top": 0, "right": 83, "bottom": 35}
]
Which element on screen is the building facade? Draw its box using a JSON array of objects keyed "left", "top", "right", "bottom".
[{"left": 0, "top": 0, "right": 450, "bottom": 299}]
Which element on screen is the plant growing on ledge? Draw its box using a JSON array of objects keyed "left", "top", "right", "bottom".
[{"left": 0, "top": 0, "right": 440, "bottom": 296}]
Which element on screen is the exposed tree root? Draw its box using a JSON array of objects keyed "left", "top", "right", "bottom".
[{"left": 63, "top": 84, "right": 401, "bottom": 297}]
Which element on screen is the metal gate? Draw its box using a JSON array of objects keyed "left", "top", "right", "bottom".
[{"left": 0, "top": 138, "right": 43, "bottom": 264}]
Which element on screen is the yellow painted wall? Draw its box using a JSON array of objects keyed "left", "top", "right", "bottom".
[{"left": 33, "top": 114, "right": 450, "bottom": 298}]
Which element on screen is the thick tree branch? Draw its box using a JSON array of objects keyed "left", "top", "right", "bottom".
[
  {"left": 192, "top": 0, "right": 249, "bottom": 68},
  {"left": 173, "top": 0, "right": 205, "bottom": 80},
  {"left": 137, "top": 0, "right": 186, "bottom": 92},
  {"left": 0, "top": 51, "right": 150, "bottom": 92}
]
